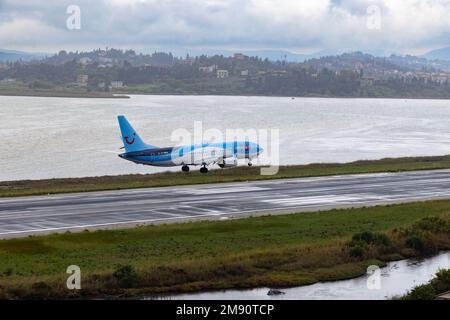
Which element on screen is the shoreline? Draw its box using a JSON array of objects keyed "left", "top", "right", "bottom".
[
  {"left": 105, "top": 91, "right": 450, "bottom": 100},
  {"left": 163, "top": 251, "right": 450, "bottom": 300},
  {"left": 2, "top": 90, "right": 450, "bottom": 100},
  {"left": 0, "top": 91, "right": 130, "bottom": 99}
]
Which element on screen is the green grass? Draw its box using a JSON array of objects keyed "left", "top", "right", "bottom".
[
  {"left": 1, "top": 199, "right": 450, "bottom": 299},
  {"left": 0, "top": 81, "right": 129, "bottom": 99},
  {"left": 3, "top": 155, "right": 450, "bottom": 197}
]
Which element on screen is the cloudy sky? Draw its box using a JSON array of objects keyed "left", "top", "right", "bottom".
[{"left": 0, "top": 0, "right": 450, "bottom": 55}]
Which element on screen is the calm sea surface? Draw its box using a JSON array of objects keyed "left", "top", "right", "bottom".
[{"left": 1, "top": 95, "right": 450, "bottom": 181}]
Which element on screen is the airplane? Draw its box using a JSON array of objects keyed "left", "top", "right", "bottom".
[{"left": 117, "top": 115, "right": 263, "bottom": 173}]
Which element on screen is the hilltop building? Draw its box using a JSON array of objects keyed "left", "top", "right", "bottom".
[
  {"left": 217, "top": 69, "right": 229, "bottom": 78},
  {"left": 233, "top": 53, "right": 246, "bottom": 60},
  {"left": 111, "top": 81, "right": 124, "bottom": 88},
  {"left": 77, "top": 74, "right": 88, "bottom": 86},
  {"left": 199, "top": 65, "right": 217, "bottom": 73}
]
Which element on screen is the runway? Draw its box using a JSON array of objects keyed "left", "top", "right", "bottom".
[{"left": 2, "top": 169, "right": 450, "bottom": 238}]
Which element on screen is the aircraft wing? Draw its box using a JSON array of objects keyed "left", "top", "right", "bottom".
[{"left": 189, "top": 146, "right": 226, "bottom": 165}]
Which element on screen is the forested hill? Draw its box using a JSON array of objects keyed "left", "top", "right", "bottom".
[{"left": 2, "top": 49, "right": 450, "bottom": 99}]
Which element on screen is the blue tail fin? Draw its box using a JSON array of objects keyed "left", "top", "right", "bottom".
[{"left": 117, "top": 115, "right": 156, "bottom": 152}]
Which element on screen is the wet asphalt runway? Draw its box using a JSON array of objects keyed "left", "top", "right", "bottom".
[{"left": 2, "top": 169, "right": 450, "bottom": 238}]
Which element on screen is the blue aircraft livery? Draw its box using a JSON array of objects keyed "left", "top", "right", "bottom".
[{"left": 117, "top": 115, "right": 263, "bottom": 173}]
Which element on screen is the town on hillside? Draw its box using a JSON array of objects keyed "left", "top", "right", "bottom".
[{"left": 2, "top": 48, "right": 450, "bottom": 98}]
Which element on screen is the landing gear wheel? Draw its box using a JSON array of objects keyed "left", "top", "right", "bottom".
[
  {"left": 200, "top": 166, "right": 208, "bottom": 174},
  {"left": 182, "top": 165, "right": 190, "bottom": 172},
  {"left": 248, "top": 162, "right": 253, "bottom": 167}
]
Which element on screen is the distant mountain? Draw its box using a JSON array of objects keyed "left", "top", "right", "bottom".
[
  {"left": 423, "top": 46, "right": 450, "bottom": 61},
  {"left": 0, "top": 49, "right": 47, "bottom": 62}
]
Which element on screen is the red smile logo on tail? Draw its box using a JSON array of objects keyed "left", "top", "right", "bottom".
[{"left": 124, "top": 132, "right": 136, "bottom": 145}]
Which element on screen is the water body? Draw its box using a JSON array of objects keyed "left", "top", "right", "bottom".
[
  {"left": 2, "top": 95, "right": 450, "bottom": 181},
  {"left": 169, "top": 252, "right": 450, "bottom": 300}
]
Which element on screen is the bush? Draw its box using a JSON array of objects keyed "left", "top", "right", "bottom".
[
  {"left": 374, "top": 234, "right": 391, "bottom": 246},
  {"left": 28, "top": 80, "right": 53, "bottom": 90},
  {"left": 349, "top": 246, "right": 365, "bottom": 258},
  {"left": 405, "top": 235, "right": 426, "bottom": 254},
  {"left": 431, "top": 269, "right": 450, "bottom": 293},
  {"left": 31, "top": 281, "right": 51, "bottom": 291},
  {"left": 352, "top": 231, "right": 376, "bottom": 243},
  {"left": 407, "top": 284, "right": 436, "bottom": 300},
  {"left": 2, "top": 268, "right": 13, "bottom": 277},
  {"left": 352, "top": 231, "right": 391, "bottom": 246},
  {"left": 412, "top": 217, "right": 449, "bottom": 233},
  {"left": 347, "top": 231, "right": 391, "bottom": 259},
  {"left": 112, "top": 265, "right": 142, "bottom": 288}
]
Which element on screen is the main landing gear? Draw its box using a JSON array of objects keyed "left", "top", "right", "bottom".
[
  {"left": 248, "top": 161, "right": 253, "bottom": 167},
  {"left": 182, "top": 164, "right": 208, "bottom": 174}
]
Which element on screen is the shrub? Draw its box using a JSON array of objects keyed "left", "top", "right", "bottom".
[
  {"left": 349, "top": 246, "right": 365, "bottom": 258},
  {"left": 431, "top": 269, "right": 450, "bottom": 293},
  {"left": 112, "top": 265, "right": 142, "bottom": 288},
  {"left": 352, "top": 231, "right": 376, "bottom": 243},
  {"left": 347, "top": 231, "right": 391, "bottom": 259},
  {"left": 31, "top": 281, "right": 51, "bottom": 291},
  {"left": 406, "top": 284, "right": 436, "bottom": 300},
  {"left": 2, "top": 268, "right": 13, "bottom": 277},
  {"left": 374, "top": 234, "right": 391, "bottom": 246},
  {"left": 412, "top": 217, "right": 448, "bottom": 233},
  {"left": 352, "top": 231, "right": 391, "bottom": 246},
  {"left": 405, "top": 235, "right": 426, "bottom": 254},
  {"left": 28, "top": 80, "right": 53, "bottom": 90}
]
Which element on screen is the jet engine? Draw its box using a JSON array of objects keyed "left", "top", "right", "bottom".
[{"left": 218, "top": 157, "right": 238, "bottom": 168}]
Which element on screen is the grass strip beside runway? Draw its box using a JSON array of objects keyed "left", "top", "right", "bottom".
[
  {"left": 3, "top": 155, "right": 450, "bottom": 197},
  {"left": 0, "top": 199, "right": 450, "bottom": 298}
]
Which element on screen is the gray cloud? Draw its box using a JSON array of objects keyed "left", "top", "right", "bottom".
[{"left": 0, "top": 0, "right": 450, "bottom": 55}]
